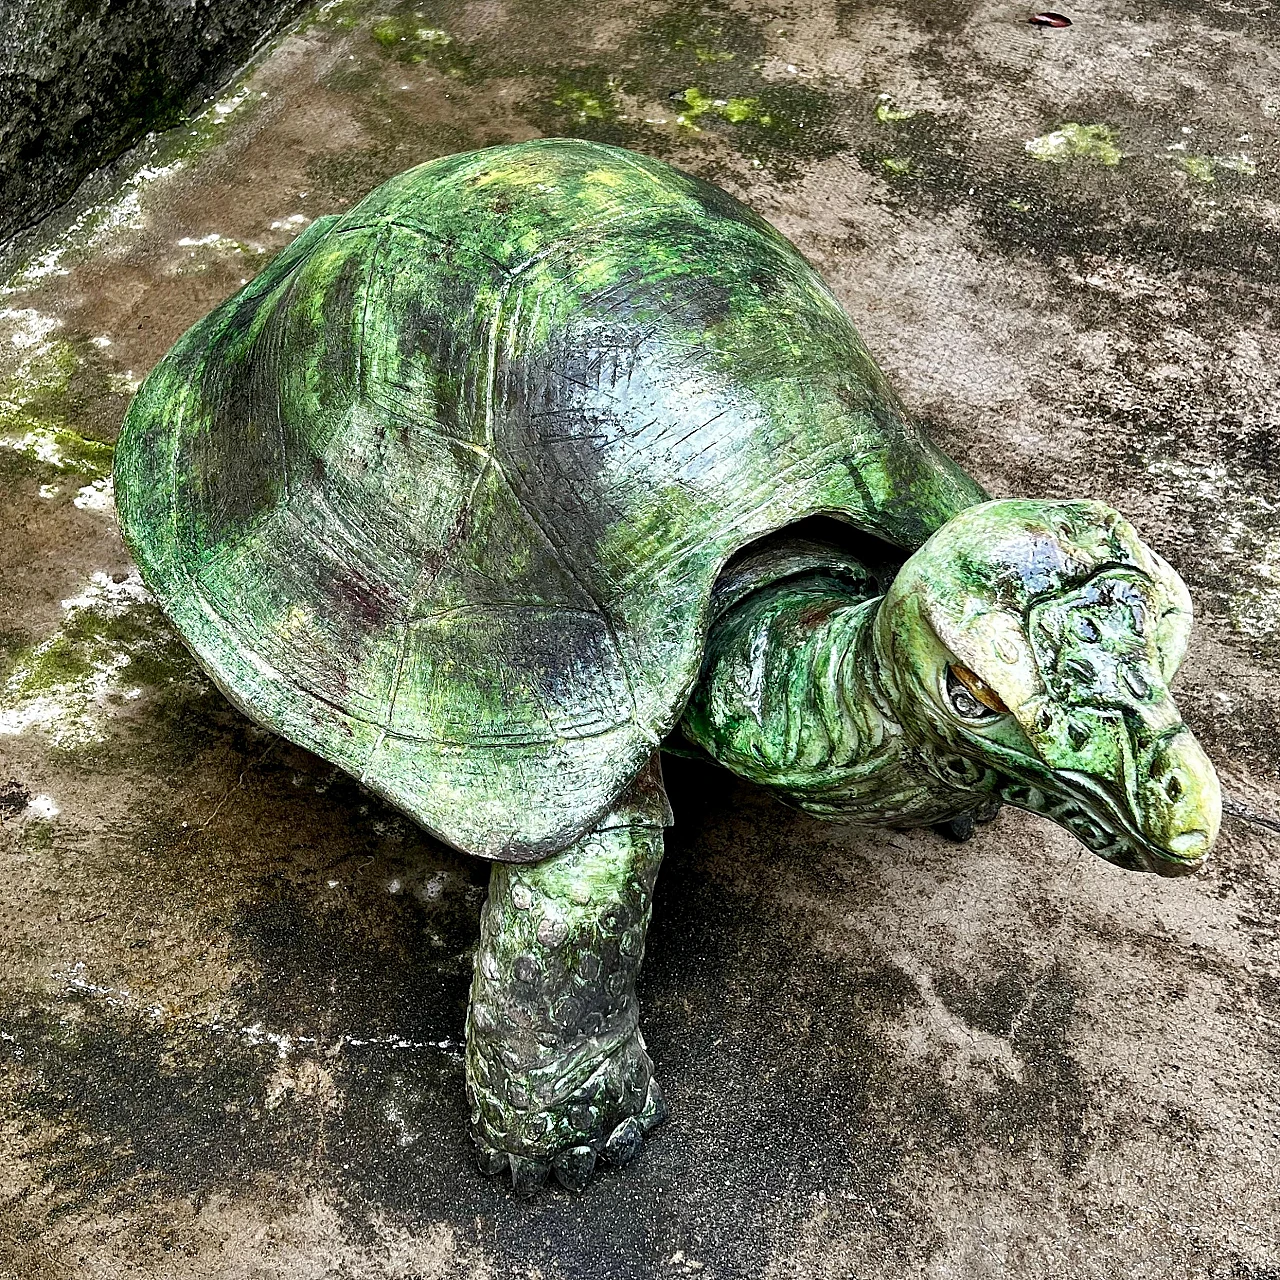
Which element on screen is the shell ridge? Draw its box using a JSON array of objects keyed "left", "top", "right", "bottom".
[
  {"left": 482, "top": 277, "right": 514, "bottom": 451},
  {"left": 487, "top": 272, "right": 639, "bottom": 730},
  {"left": 174, "top": 229, "right": 341, "bottom": 602},
  {"left": 485, "top": 450, "right": 639, "bottom": 731},
  {"left": 386, "top": 453, "right": 495, "bottom": 736},
  {"left": 505, "top": 206, "right": 657, "bottom": 279},
  {"left": 374, "top": 720, "right": 625, "bottom": 749},
  {"left": 192, "top": 504, "right": 397, "bottom": 726},
  {"left": 116, "top": 213, "right": 345, "bottom": 685},
  {"left": 355, "top": 224, "right": 387, "bottom": 402}
]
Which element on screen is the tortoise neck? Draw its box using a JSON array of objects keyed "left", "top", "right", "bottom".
[
  {"left": 821, "top": 596, "right": 996, "bottom": 825},
  {"left": 682, "top": 577, "right": 992, "bottom": 827},
  {"left": 681, "top": 578, "right": 900, "bottom": 801}
]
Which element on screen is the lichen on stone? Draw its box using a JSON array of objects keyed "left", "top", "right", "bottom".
[
  {"left": 1178, "top": 154, "right": 1216, "bottom": 183},
  {"left": 369, "top": 13, "right": 473, "bottom": 76},
  {"left": 875, "top": 97, "right": 916, "bottom": 124},
  {"left": 0, "top": 312, "right": 115, "bottom": 480},
  {"left": 552, "top": 82, "right": 620, "bottom": 124},
  {"left": 1025, "top": 123, "right": 1122, "bottom": 166},
  {"left": 675, "top": 86, "right": 772, "bottom": 129},
  {"left": 1176, "top": 152, "right": 1257, "bottom": 183}
]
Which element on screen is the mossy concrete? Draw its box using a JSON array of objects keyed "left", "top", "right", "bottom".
[{"left": 0, "top": 0, "right": 1277, "bottom": 1276}]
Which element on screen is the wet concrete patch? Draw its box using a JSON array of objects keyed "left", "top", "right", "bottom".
[{"left": 0, "top": 760, "right": 1176, "bottom": 1276}]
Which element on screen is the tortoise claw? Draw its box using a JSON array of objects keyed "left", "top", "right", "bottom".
[
  {"left": 603, "top": 1116, "right": 644, "bottom": 1165},
  {"left": 637, "top": 1076, "right": 668, "bottom": 1132},
  {"left": 934, "top": 813, "right": 976, "bottom": 842},
  {"left": 508, "top": 1154, "right": 551, "bottom": 1195},
  {"left": 551, "top": 1145, "right": 597, "bottom": 1192},
  {"left": 472, "top": 1068, "right": 670, "bottom": 1190}
]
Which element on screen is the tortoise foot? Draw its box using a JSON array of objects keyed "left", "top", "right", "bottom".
[
  {"left": 933, "top": 813, "right": 977, "bottom": 842},
  {"left": 934, "top": 798, "right": 1003, "bottom": 843},
  {"left": 469, "top": 1043, "right": 668, "bottom": 1194}
]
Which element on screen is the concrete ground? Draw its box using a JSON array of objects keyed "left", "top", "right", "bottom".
[{"left": 1, "top": 0, "right": 1278, "bottom": 1275}]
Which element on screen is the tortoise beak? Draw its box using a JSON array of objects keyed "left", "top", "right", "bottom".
[
  {"left": 1129, "top": 721, "right": 1220, "bottom": 874},
  {"left": 1006, "top": 694, "right": 1220, "bottom": 876},
  {"left": 1001, "top": 566, "right": 1221, "bottom": 876}
]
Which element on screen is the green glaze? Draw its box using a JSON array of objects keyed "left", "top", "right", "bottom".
[
  {"left": 114, "top": 139, "right": 1219, "bottom": 1193},
  {"left": 467, "top": 758, "right": 669, "bottom": 1190}
]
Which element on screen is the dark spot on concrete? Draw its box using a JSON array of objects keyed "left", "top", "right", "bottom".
[
  {"left": 228, "top": 886, "right": 476, "bottom": 1037},
  {"left": 1230, "top": 1259, "right": 1280, "bottom": 1280},
  {"left": 0, "top": 779, "right": 32, "bottom": 818},
  {"left": 306, "top": 145, "right": 416, "bottom": 209},
  {"left": 1, "top": 995, "right": 315, "bottom": 1217}
]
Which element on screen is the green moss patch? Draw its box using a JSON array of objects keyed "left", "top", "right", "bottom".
[
  {"left": 0, "top": 573, "right": 199, "bottom": 751},
  {"left": 369, "top": 13, "right": 475, "bottom": 77},
  {"left": 1176, "top": 152, "right": 1257, "bottom": 183},
  {"left": 875, "top": 97, "right": 917, "bottom": 124},
  {"left": 0, "top": 331, "right": 121, "bottom": 482},
  {"left": 1025, "top": 123, "right": 1123, "bottom": 167},
  {"left": 675, "top": 87, "right": 771, "bottom": 128}
]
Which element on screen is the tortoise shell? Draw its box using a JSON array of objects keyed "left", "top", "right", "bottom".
[{"left": 115, "top": 138, "right": 986, "bottom": 859}]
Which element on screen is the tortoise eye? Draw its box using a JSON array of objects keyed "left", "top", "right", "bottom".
[{"left": 946, "top": 665, "right": 1010, "bottom": 720}]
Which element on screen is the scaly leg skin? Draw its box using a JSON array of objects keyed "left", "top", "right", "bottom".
[{"left": 466, "top": 759, "right": 669, "bottom": 1193}]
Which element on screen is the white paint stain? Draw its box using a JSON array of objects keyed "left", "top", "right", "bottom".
[
  {"left": 0, "top": 570, "right": 156, "bottom": 746},
  {"left": 1, "top": 157, "right": 187, "bottom": 291},
  {"left": 176, "top": 232, "right": 264, "bottom": 254},
  {"left": 3, "top": 426, "right": 67, "bottom": 467},
  {"left": 52, "top": 963, "right": 462, "bottom": 1059},
  {"left": 1, "top": 307, "right": 59, "bottom": 349},
  {"left": 26, "top": 794, "right": 60, "bottom": 819},
  {"left": 211, "top": 88, "right": 251, "bottom": 120},
  {"left": 73, "top": 477, "right": 115, "bottom": 512}
]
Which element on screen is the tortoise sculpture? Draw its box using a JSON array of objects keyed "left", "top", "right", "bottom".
[{"left": 114, "top": 138, "right": 1220, "bottom": 1192}]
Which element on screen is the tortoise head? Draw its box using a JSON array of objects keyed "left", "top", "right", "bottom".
[{"left": 874, "top": 498, "right": 1219, "bottom": 876}]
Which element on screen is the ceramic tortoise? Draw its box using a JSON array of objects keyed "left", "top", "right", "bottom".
[{"left": 114, "top": 138, "right": 1220, "bottom": 1192}]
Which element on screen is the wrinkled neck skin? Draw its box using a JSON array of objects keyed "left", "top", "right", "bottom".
[{"left": 681, "top": 578, "right": 987, "bottom": 827}]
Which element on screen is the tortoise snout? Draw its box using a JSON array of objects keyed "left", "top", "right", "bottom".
[{"left": 1135, "top": 726, "right": 1220, "bottom": 872}]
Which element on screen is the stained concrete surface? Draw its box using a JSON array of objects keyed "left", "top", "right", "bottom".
[{"left": 1, "top": 0, "right": 1278, "bottom": 1276}]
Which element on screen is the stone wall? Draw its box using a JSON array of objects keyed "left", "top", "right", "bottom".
[{"left": 0, "top": 0, "right": 310, "bottom": 244}]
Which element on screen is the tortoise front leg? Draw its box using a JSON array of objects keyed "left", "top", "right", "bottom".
[{"left": 465, "top": 764, "right": 669, "bottom": 1193}]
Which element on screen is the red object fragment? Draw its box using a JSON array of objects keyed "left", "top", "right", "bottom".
[{"left": 1029, "top": 11, "right": 1073, "bottom": 25}]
